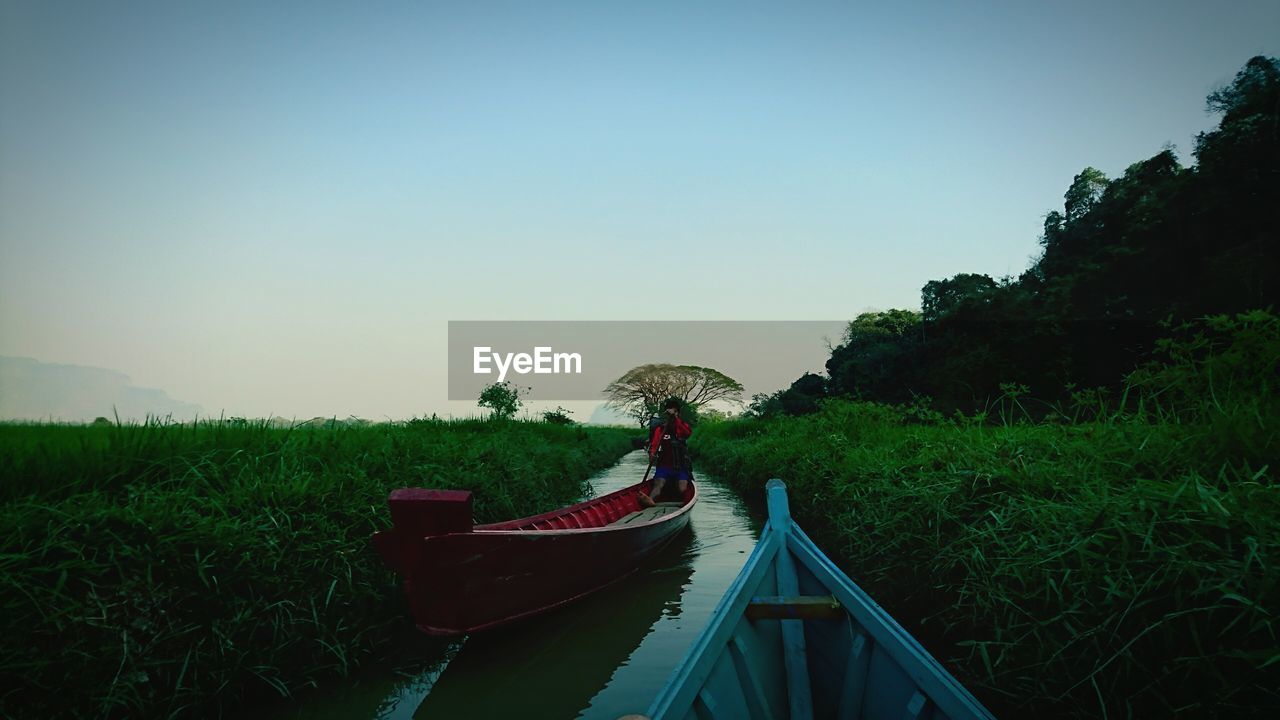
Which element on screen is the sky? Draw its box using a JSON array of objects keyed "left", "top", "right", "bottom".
[{"left": 2, "top": 0, "right": 1278, "bottom": 420}]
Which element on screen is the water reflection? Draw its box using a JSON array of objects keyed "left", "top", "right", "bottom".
[{"left": 414, "top": 537, "right": 694, "bottom": 718}]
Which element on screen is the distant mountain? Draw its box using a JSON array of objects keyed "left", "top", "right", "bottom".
[
  {"left": 586, "top": 403, "right": 635, "bottom": 426},
  {"left": 0, "top": 356, "right": 202, "bottom": 422}
]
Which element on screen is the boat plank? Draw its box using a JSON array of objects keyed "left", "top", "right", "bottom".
[
  {"left": 905, "top": 690, "right": 928, "bottom": 720},
  {"left": 768, "top": 482, "right": 814, "bottom": 720},
  {"left": 745, "top": 595, "right": 843, "bottom": 621},
  {"left": 694, "top": 687, "right": 719, "bottom": 718},
  {"left": 729, "top": 634, "right": 776, "bottom": 720},
  {"left": 836, "top": 632, "right": 870, "bottom": 719},
  {"left": 610, "top": 505, "right": 681, "bottom": 526},
  {"left": 793, "top": 557, "right": 858, "bottom": 715}
]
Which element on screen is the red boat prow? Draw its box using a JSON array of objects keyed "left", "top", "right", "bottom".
[{"left": 373, "top": 479, "right": 697, "bottom": 636}]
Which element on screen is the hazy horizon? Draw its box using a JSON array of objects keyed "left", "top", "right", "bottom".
[{"left": 3, "top": 1, "right": 1278, "bottom": 419}]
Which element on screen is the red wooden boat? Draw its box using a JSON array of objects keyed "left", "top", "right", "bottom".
[{"left": 373, "top": 479, "right": 697, "bottom": 636}]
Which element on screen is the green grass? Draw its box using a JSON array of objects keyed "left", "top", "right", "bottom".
[
  {"left": 0, "top": 417, "right": 635, "bottom": 719},
  {"left": 693, "top": 400, "right": 1279, "bottom": 717}
]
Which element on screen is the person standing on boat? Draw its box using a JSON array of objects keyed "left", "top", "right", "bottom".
[{"left": 645, "top": 398, "right": 692, "bottom": 503}]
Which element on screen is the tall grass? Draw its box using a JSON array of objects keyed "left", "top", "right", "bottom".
[
  {"left": 695, "top": 312, "right": 1279, "bottom": 718},
  {"left": 0, "top": 417, "right": 634, "bottom": 719}
]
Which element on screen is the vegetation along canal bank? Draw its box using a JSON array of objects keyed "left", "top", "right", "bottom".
[
  {"left": 0, "top": 418, "right": 635, "bottom": 719},
  {"left": 692, "top": 312, "right": 1279, "bottom": 718}
]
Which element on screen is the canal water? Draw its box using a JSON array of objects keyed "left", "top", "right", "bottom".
[{"left": 263, "top": 450, "right": 762, "bottom": 719}]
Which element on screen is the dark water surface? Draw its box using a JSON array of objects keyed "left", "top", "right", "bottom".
[{"left": 258, "top": 450, "right": 762, "bottom": 719}]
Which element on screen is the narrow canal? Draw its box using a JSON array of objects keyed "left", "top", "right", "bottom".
[{"left": 261, "top": 449, "right": 762, "bottom": 719}]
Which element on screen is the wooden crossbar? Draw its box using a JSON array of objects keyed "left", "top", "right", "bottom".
[{"left": 745, "top": 595, "right": 844, "bottom": 621}]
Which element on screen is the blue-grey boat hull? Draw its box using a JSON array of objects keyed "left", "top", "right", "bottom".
[{"left": 645, "top": 479, "right": 996, "bottom": 720}]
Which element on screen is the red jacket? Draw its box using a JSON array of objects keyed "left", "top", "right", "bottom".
[{"left": 650, "top": 417, "right": 691, "bottom": 466}]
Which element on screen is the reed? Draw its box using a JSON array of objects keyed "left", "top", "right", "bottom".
[
  {"left": 694, "top": 396, "right": 1278, "bottom": 717},
  {"left": 0, "top": 416, "right": 635, "bottom": 719}
]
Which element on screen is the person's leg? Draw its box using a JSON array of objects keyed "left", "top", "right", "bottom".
[
  {"left": 671, "top": 467, "right": 691, "bottom": 498},
  {"left": 650, "top": 477, "right": 666, "bottom": 500},
  {"left": 656, "top": 465, "right": 685, "bottom": 503},
  {"left": 642, "top": 467, "right": 668, "bottom": 507}
]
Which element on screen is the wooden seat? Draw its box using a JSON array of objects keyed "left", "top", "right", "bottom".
[{"left": 609, "top": 503, "right": 684, "bottom": 526}]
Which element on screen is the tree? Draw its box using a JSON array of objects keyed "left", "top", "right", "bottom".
[
  {"left": 745, "top": 391, "right": 784, "bottom": 419},
  {"left": 1191, "top": 55, "right": 1280, "bottom": 314},
  {"left": 477, "top": 381, "right": 523, "bottom": 419},
  {"left": 540, "top": 406, "right": 574, "bottom": 425},
  {"left": 698, "top": 407, "right": 733, "bottom": 423},
  {"left": 842, "top": 309, "right": 921, "bottom": 343},
  {"left": 921, "top": 273, "right": 998, "bottom": 322},
  {"left": 779, "top": 373, "right": 827, "bottom": 415},
  {"left": 1203, "top": 55, "right": 1280, "bottom": 126},
  {"left": 1063, "top": 167, "right": 1109, "bottom": 224},
  {"left": 789, "top": 372, "right": 827, "bottom": 397},
  {"left": 603, "top": 364, "right": 744, "bottom": 425},
  {"left": 1040, "top": 210, "right": 1065, "bottom": 248},
  {"left": 826, "top": 310, "right": 923, "bottom": 403}
]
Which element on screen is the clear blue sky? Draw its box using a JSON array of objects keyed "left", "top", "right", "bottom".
[{"left": 2, "top": 0, "right": 1277, "bottom": 419}]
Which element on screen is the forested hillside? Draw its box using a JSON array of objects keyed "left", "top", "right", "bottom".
[{"left": 759, "top": 56, "right": 1278, "bottom": 416}]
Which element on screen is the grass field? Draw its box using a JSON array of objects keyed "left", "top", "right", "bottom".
[
  {"left": 693, "top": 395, "right": 1278, "bottom": 717},
  {"left": 0, "top": 417, "right": 635, "bottom": 719}
]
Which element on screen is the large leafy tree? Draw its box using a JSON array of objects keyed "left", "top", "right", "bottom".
[{"left": 603, "top": 364, "right": 744, "bottom": 425}]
